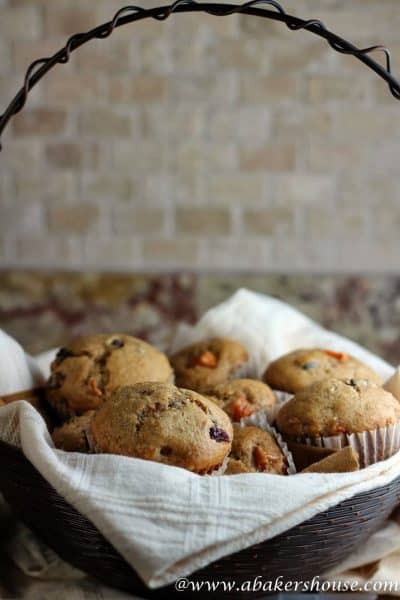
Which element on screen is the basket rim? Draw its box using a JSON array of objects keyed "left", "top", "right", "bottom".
[
  {"left": 2, "top": 435, "right": 400, "bottom": 521},
  {"left": 1, "top": 436, "right": 400, "bottom": 597}
]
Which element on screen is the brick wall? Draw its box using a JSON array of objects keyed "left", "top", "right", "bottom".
[{"left": 1, "top": 0, "right": 399, "bottom": 272}]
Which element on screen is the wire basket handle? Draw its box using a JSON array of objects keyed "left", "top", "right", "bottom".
[{"left": 1, "top": 0, "right": 399, "bottom": 150}]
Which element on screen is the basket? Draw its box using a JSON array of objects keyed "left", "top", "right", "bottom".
[
  {"left": 1, "top": 2, "right": 400, "bottom": 598},
  {"left": 1, "top": 439, "right": 400, "bottom": 599}
]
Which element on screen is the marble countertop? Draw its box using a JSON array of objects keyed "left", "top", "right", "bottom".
[{"left": 0, "top": 271, "right": 399, "bottom": 364}]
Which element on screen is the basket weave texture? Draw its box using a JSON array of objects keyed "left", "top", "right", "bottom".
[{"left": 1, "top": 440, "right": 400, "bottom": 599}]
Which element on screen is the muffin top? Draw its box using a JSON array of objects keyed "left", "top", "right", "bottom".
[
  {"left": 52, "top": 411, "right": 94, "bottom": 453},
  {"left": 46, "top": 334, "right": 173, "bottom": 420},
  {"left": 263, "top": 348, "right": 382, "bottom": 393},
  {"left": 206, "top": 379, "right": 276, "bottom": 422},
  {"left": 276, "top": 377, "right": 400, "bottom": 439},
  {"left": 91, "top": 382, "right": 233, "bottom": 474},
  {"left": 170, "top": 337, "right": 249, "bottom": 393},
  {"left": 225, "top": 425, "right": 286, "bottom": 475}
]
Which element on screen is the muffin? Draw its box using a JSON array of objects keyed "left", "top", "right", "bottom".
[
  {"left": 264, "top": 348, "right": 382, "bottom": 394},
  {"left": 91, "top": 382, "right": 233, "bottom": 474},
  {"left": 225, "top": 425, "right": 286, "bottom": 475},
  {"left": 276, "top": 378, "right": 400, "bottom": 466},
  {"left": 206, "top": 379, "right": 276, "bottom": 422},
  {"left": 170, "top": 337, "right": 249, "bottom": 393},
  {"left": 46, "top": 334, "right": 173, "bottom": 421},
  {"left": 52, "top": 412, "right": 94, "bottom": 453}
]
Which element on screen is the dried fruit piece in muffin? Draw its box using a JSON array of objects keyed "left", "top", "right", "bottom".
[
  {"left": 52, "top": 411, "right": 94, "bottom": 452},
  {"left": 191, "top": 350, "right": 218, "bottom": 368},
  {"left": 206, "top": 379, "right": 276, "bottom": 422},
  {"left": 91, "top": 382, "right": 233, "bottom": 474},
  {"left": 170, "top": 337, "right": 249, "bottom": 393},
  {"left": 46, "top": 334, "right": 173, "bottom": 421},
  {"left": 276, "top": 377, "right": 400, "bottom": 439},
  {"left": 225, "top": 425, "right": 286, "bottom": 475},
  {"left": 263, "top": 348, "right": 382, "bottom": 394}
]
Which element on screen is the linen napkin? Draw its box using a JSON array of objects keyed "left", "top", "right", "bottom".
[
  {"left": 0, "top": 328, "right": 44, "bottom": 393},
  {"left": 1, "top": 289, "right": 400, "bottom": 591}
]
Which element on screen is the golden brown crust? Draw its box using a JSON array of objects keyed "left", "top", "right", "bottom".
[
  {"left": 276, "top": 377, "right": 400, "bottom": 439},
  {"left": 263, "top": 348, "right": 382, "bottom": 393},
  {"left": 225, "top": 425, "right": 286, "bottom": 475},
  {"left": 91, "top": 382, "right": 233, "bottom": 474},
  {"left": 170, "top": 337, "right": 249, "bottom": 393},
  {"left": 225, "top": 458, "right": 250, "bottom": 474},
  {"left": 52, "top": 412, "right": 94, "bottom": 452},
  {"left": 46, "top": 334, "right": 173, "bottom": 420},
  {"left": 206, "top": 379, "right": 276, "bottom": 422}
]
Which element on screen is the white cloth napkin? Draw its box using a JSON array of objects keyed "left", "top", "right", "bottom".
[
  {"left": 0, "top": 328, "right": 44, "bottom": 393},
  {"left": 1, "top": 289, "right": 400, "bottom": 591}
]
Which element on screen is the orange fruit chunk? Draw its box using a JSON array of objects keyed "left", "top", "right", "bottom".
[
  {"left": 253, "top": 445, "right": 269, "bottom": 471},
  {"left": 230, "top": 397, "right": 255, "bottom": 421},
  {"left": 324, "top": 350, "right": 348, "bottom": 361},
  {"left": 195, "top": 351, "right": 218, "bottom": 368}
]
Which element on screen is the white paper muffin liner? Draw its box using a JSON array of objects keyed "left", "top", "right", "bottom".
[
  {"left": 241, "top": 410, "right": 297, "bottom": 474},
  {"left": 274, "top": 390, "right": 293, "bottom": 405},
  {"left": 265, "top": 391, "right": 293, "bottom": 425},
  {"left": 84, "top": 425, "right": 96, "bottom": 453},
  {"left": 298, "top": 423, "right": 400, "bottom": 468}
]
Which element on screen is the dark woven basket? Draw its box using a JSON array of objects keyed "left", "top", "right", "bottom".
[
  {"left": 1, "top": 439, "right": 400, "bottom": 599},
  {"left": 2, "top": 2, "right": 400, "bottom": 597}
]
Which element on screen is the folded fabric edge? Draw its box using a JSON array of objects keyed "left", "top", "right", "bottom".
[
  {"left": 2, "top": 401, "right": 400, "bottom": 590},
  {"left": 147, "top": 456, "right": 400, "bottom": 588},
  {"left": 169, "top": 289, "right": 393, "bottom": 379}
]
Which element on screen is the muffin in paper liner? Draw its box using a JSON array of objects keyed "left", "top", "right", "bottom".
[
  {"left": 277, "top": 378, "right": 400, "bottom": 469},
  {"left": 86, "top": 425, "right": 231, "bottom": 476},
  {"left": 297, "top": 423, "right": 400, "bottom": 469},
  {"left": 85, "top": 411, "right": 296, "bottom": 475},
  {"left": 240, "top": 410, "right": 297, "bottom": 475}
]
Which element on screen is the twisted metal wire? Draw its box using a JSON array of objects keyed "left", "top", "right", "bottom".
[{"left": 1, "top": 0, "right": 400, "bottom": 150}]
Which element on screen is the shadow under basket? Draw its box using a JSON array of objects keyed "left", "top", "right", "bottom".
[{"left": 1, "top": 440, "right": 400, "bottom": 599}]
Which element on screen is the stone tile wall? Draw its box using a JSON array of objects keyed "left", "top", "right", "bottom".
[{"left": 1, "top": 0, "right": 399, "bottom": 272}]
